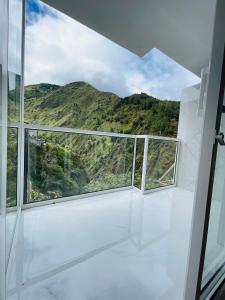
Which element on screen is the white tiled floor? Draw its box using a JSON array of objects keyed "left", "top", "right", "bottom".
[{"left": 6, "top": 187, "right": 194, "bottom": 300}]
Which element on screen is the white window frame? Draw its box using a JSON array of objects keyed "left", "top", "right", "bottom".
[{"left": 0, "top": 0, "right": 8, "bottom": 299}]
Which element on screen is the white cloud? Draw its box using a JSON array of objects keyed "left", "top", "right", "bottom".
[{"left": 25, "top": 6, "right": 200, "bottom": 100}]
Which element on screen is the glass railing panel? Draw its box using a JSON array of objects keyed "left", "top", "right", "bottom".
[
  {"left": 134, "top": 138, "right": 145, "bottom": 189},
  {"left": 24, "top": 129, "right": 134, "bottom": 204},
  {"left": 7, "top": 127, "right": 18, "bottom": 208},
  {"left": 145, "top": 139, "right": 177, "bottom": 190}
]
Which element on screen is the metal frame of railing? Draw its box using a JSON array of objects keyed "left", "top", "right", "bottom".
[{"left": 7, "top": 122, "right": 179, "bottom": 209}]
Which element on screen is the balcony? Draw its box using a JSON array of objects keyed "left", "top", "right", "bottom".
[
  {"left": 6, "top": 189, "right": 194, "bottom": 300},
  {"left": 5, "top": 124, "right": 195, "bottom": 300}
]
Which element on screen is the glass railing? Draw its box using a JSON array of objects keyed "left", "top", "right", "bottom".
[
  {"left": 23, "top": 127, "right": 135, "bottom": 204},
  {"left": 133, "top": 138, "right": 145, "bottom": 189},
  {"left": 133, "top": 135, "right": 178, "bottom": 192},
  {"left": 145, "top": 138, "right": 178, "bottom": 190},
  {"left": 7, "top": 124, "right": 179, "bottom": 207}
]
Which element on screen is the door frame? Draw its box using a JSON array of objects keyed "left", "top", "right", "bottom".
[
  {"left": 0, "top": 0, "right": 8, "bottom": 299},
  {"left": 184, "top": 0, "right": 225, "bottom": 299}
]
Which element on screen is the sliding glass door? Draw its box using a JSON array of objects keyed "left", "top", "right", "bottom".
[
  {"left": 184, "top": 0, "right": 225, "bottom": 299},
  {"left": 6, "top": 0, "right": 23, "bottom": 263},
  {"left": 201, "top": 95, "right": 225, "bottom": 298},
  {"left": 0, "top": 0, "right": 23, "bottom": 299}
]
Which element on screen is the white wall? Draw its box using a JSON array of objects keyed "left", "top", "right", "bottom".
[{"left": 176, "top": 84, "right": 204, "bottom": 192}]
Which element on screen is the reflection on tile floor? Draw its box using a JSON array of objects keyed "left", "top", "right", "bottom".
[{"left": 6, "top": 188, "right": 194, "bottom": 300}]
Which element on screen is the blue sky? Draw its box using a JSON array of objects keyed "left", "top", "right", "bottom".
[
  {"left": 26, "top": 0, "right": 57, "bottom": 25},
  {"left": 25, "top": 0, "right": 200, "bottom": 100}
]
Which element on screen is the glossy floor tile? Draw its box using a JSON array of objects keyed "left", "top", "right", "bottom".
[{"left": 6, "top": 187, "right": 194, "bottom": 300}]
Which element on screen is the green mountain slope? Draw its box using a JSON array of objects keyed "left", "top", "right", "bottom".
[{"left": 24, "top": 81, "right": 180, "bottom": 137}]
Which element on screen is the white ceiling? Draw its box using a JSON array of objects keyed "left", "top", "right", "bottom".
[{"left": 43, "top": 0, "right": 216, "bottom": 76}]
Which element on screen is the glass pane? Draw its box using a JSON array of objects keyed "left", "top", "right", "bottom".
[
  {"left": 7, "top": 127, "right": 18, "bottom": 207},
  {"left": 134, "top": 138, "right": 144, "bottom": 189},
  {"left": 202, "top": 114, "right": 225, "bottom": 292},
  {"left": 145, "top": 139, "right": 177, "bottom": 190},
  {"left": 8, "top": 0, "right": 22, "bottom": 122},
  {"left": 24, "top": 130, "right": 134, "bottom": 204}
]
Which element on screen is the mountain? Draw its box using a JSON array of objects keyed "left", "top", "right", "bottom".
[
  {"left": 24, "top": 81, "right": 180, "bottom": 137},
  {"left": 24, "top": 83, "right": 60, "bottom": 100},
  {"left": 7, "top": 81, "right": 180, "bottom": 206}
]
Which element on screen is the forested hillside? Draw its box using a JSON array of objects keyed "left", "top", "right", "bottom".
[
  {"left": 24, "top": 82, "right": 179, "bottom": 136},
  {"left": 7, "top": 82, "right": 180, "bottom": 206}
]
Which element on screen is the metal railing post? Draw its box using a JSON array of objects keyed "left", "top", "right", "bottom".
[
  {"left": 131, "top": 138, "right": 137, "bottom": 187},
  {"left": 173, "top": 140, "right": 180, "bottom": 187},
  {"left": 141, "top": 136, "right": 148, "bottom": 194}
]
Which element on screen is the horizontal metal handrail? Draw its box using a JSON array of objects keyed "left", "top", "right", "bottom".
[
  {"left": 9, "top": 123, "right": 136, "bottom": 139},
  {"left": 8, "top": 122, "right": 179, "bottom": 142},
  {"left": 136, "top": 134, "right": 178, "bottom": 142}
]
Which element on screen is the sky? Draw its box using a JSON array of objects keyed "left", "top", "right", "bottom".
[{"left": 25, "top": 0, "right": 200, "bottom": 100}]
